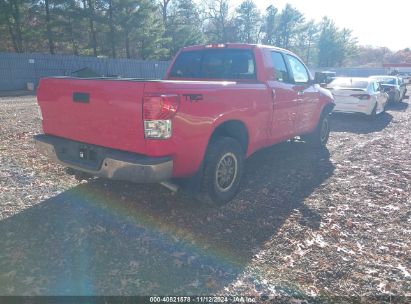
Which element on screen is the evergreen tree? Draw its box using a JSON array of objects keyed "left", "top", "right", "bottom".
[
  {"left": 159, "top": 0, "right": 172, "bottom": 26},
  {"left": 0, "top": 0, "right": 24, "bottom": 52},
  {"left": 275, "top": 4, "right": 304, "bottom": 50},
  {"left": 235, "top": 0, "right": 260, "bottom": 43},
  {"left": 294, "top": 20, "right": 318, "bottom": 66},
  {"left": 336, "top": 28, "right": 357, "bottom": 66},
  {"left": 261, "top": 5, "right": 277, "bottom": 45},
  {"left": 44, "top": 0, "right": 54, "bottom": 53},
  {"left": 317, "top": 17, "right": 357, "bottom": 67},
  {"left": 0, "top": 0, "right": 362, "bottom": 66},
  {"left": 318, "top": 17, "right": 336, "bottom": 67},
  {"left": 55, "top": 0, "right": 85, "bottom": 55},
  {"left": 165, "top": 0, "right": 203, "bottom": 56},
  {"left": 107, "top": 0, "right": 116, "bottom": 57}
]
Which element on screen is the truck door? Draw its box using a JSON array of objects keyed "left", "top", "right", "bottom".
[
  {"left": 267, "top": 51, "right": 299, "bottom": 142},
  {"left": 284, "top": 54, "right": 320, "bottom": 134}
]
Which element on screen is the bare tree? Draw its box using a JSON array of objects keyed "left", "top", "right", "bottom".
[{"left": 204, "top": 0, "right": 231, "bottom": 43}]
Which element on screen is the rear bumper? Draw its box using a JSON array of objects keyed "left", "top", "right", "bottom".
[
  {"left": 332, "top": 102, "right": 374, "bottom": 115},
  {"left": 34, "top": 134, "right": 173, "bottom": 183}
]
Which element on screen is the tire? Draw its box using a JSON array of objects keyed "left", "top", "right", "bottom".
[
  {"left": 395, "top": 91, "right": 401, "bottom": 103},
  {"left": 202, "top": 137, "right": 244, "bottom": 205},
  {"left": 399, "top": 91, "right": 404, "bottom": 102},
  {"left": 301, "top": 113, "right": 330, "bottom": 148}
]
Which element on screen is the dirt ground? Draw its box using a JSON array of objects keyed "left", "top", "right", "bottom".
[{"left": 0, "top": 90, "right": 410, "bottom": 301}]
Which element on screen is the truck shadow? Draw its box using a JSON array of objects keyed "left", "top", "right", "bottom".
[
  {"left": 330, "top": 112, "right": 393, "bottom": 134},
  {"left": 0, "top": 142, "right": 334, "bottom": 295}
]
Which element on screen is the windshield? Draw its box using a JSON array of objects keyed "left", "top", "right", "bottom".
[
  {"left": 328, "top": 78, "right": 368, "bottom": 89},
  {"left": 373, "top": 77, "right": 397, "bottom": 85},
  {"left": 169, "top": 49, "right": 256, "bottom": 80}
]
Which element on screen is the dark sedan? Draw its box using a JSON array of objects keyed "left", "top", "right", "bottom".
[{"left": 369, "top": 76, "right": 407, "bottom": 102}]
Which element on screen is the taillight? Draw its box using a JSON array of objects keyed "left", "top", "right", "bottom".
[
  {"left": 143, "top": 94, "right": 179, "bottom": 120},
  {"left": 351, "top": 94, "right": 371, "bottom": 100},
  {"left": 143, "top": 94, "right": 180, "bottom": 139}
]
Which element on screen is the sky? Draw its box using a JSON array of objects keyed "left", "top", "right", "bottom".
[{"left": 227, "top": 0, "right": 411, "bottom": 51}]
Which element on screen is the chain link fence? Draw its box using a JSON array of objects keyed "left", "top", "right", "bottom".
[{"left": 0, "top": 52, "right": 170, "bottom": 91}]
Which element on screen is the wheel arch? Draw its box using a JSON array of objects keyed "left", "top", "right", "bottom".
[
  {"left": 208, "top": 120, "right": 249, "bottom": 154},
  {"left": 321, "top": 102, "right": 335, "bottom": 116}
]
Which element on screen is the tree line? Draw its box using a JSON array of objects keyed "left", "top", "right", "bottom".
[{"left": 0, "top": 0, "right": 409, "bottom": 67}]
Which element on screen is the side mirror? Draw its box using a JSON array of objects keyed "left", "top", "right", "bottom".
[
  {"left": 310, "top": 78, "right": 326, "bottom": 87},
  {"left": 313, "top": 72, "right": 323, "bottom": 84}
]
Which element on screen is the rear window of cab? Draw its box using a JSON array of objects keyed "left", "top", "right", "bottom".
[
  {"left": 372, "top": 77, "right": 397, "bottom": 85},
  {"left": 169, "top": 49, "right": 256, "bottom": 80}
]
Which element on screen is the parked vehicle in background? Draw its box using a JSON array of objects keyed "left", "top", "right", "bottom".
[
  {"left": 34, "top": 44, "right": 335, "bottom": 204},
  {"left": 370, "top": 76, "right": 407, "bottom": 102},
  {"left": 314, "top": 71, "right": 336, "bottom": 86},
  {"left": 398, "top": 77, "right": 408, "bottom": 95},
  {"left": 328, "top": 77, "right": 388, "bottom": 117},
  {"left": 397, "top": 72, "right": 410, "bottom": 84}
]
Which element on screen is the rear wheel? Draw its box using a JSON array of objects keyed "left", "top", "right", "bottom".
[
  {"left": 202, "top": 137, "right": 244, "bottom": 205},
  {"left": 369, "top": 103, "right": 377, "bottom": 117},
  {"left": 395, "top": 91, "right": 401, "bottom": 103},
  {"left": 301, "top": 113, "right": 330, "bottom": 148}
]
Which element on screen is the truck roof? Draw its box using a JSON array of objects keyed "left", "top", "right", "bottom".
[{"left": 181, "top": 43, "right": 293, "bottom": 55}]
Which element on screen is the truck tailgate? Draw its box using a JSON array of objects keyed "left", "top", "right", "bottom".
[{"left": 37, "top": 78, "right": 146, "bottom": 153}]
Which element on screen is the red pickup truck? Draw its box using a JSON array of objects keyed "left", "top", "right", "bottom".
[{"left": 35, "top": 44, "right": 334, "bottom": 204}]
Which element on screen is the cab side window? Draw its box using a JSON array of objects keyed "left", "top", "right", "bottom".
[
  {"left": 286, "top": 54, "right": 309, "bottom": 84},
  {"left": 271, "top": 52, "right": 290, "bottom": 83}
]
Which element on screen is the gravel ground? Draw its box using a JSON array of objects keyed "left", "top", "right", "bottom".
[{"left": 0, "top": 92, "right": 410, "bottom": 300}]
